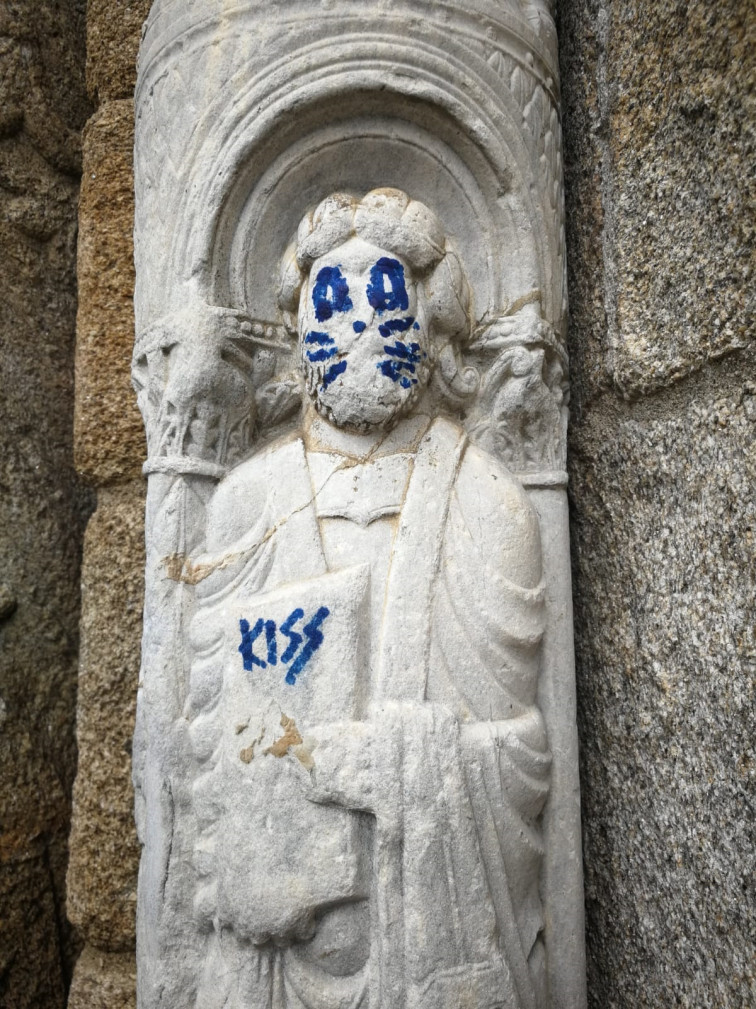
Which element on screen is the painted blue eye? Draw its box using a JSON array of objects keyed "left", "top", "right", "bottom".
[
  {"left": 366, "top": 257, "right": 409, "bottom": 314},
  {"left": 312, "top": 266, "right": 353, "bottom": 323},
  {"left": 352, "top": 321, "right": 366, "bottom": 333}
]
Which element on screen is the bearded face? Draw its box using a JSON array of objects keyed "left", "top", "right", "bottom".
[{"left": 299, "top": 237, "right": 433, "bottom": 431}]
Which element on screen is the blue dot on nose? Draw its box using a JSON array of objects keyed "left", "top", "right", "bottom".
[{"left": 352, "top": 321, "right": 366, "bottom": 333}]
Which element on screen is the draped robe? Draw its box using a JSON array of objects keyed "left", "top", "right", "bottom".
[{"left": 184, "top": 416, "right": 549, "bottom": 1009}]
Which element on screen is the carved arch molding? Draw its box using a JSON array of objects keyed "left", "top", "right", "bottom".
[{"left": 132, "top": 2, "right": 586, "bottom": 1007}]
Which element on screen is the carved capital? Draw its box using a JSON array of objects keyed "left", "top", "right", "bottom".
[
  {"left": 133, "top": 304, "right": 295, "bottom": 476},
  {"left": 467, "top": 307, "right": 569, "bottom": 477}
]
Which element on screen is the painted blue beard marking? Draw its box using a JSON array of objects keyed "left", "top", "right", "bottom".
[
  {"left": 305, "top": 330, "right": 337, "bottom": 363},
  {"left": 377, "top": 338, "right": 424, "bottom": 389},
  {"left": 307, "top": 347, "right": 337, "bottom": 362},
  {"left": 322, "top": 359, "right": 347, "bottom": 389},
  {"left": 305, "top": 331, "right": 334, "bottom": 346},
  {"left": 378, "top": 316, "right": 415, "bottom": 339},
  {"left": 312, "top": 265, "right": 353, "bottom": 323},
  {"left": 304, "top": 330, "right": 346, "bottom": 389},
  {"left": 366, "top": 257, "right": 409, "bottom": 314}
]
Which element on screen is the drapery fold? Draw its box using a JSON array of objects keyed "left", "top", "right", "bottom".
[{"left": 185, "top": 419, "right": 550, "bottom": 1008}]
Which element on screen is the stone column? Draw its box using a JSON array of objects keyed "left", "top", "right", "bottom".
[{"left": 131, "top": 2, "right": 585, "bottom": 1006}]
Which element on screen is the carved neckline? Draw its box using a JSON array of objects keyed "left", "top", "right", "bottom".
[{"left": 303, "top": 409, "right": 432, "bottom": 461}]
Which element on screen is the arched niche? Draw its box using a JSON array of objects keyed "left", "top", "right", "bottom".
[{"left": 157, "top": 30, "right": 554, "bottom": 331}]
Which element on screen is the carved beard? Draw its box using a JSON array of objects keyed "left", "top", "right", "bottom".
[{"left": 302, "top": 341, "right": 432, "bottom": 433}]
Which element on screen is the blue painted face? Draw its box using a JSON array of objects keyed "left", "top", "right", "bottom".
[{"left": 300, "top": 238, "right": 431, "bottom": 430}]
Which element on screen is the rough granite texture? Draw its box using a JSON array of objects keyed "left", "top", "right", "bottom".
[
  {"left": 86, "top": 0, "right": 154, "bottom": 104},
  {"left": 561, "top": 0, "right": 756, "bottom": 1005},
  {"left": 570, "top": 364, "right": 756, "bottom": 1006},
  {"left": 68, "top": 946, "right": 136, "bottom": 1009},
  {"left": 67, "top": 482, "right": 145, "bottom": 951},
  {"left": 74, "top": 100, "right": 145, "bottom": 485},
  {"left": 557, "top": 0, "right": 609, "bottom": 411},
  {"left": 0, "top": 1, "right": 91, "bottom": 1006},
  {"left": 66, "top": 6, "right": 151, "bottom": 994},
  {"left": 607, "top": 2, "right": 754, "bottom": 395}
]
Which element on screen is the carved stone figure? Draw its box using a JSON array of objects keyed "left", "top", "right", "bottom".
[
  {"left": 132, "top": 3, "right": 585, "bottom": 1007},
  {"left": 180, "top": 190, "right": 549, "bottom": 1008}
]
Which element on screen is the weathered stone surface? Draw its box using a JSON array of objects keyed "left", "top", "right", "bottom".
[
  {"left": 1, "top": 850, "right": 67, "bottom": 1008},
  {"left": 607, "top": 1, "right": 754, "bottom": 395},
  {"left": 570, "top": 361, "right": 756, "bottom": 1006},
  {"left": 68, "top": 946, "right": 136, "bottom": 1009},
  {"left": 560, "top": 1, "right": 756, "bottom": 1004},
  {"left": 75, "top": 100, "right": 145, "bottom": 485},
  {"left": 67, "top": 482, "right": 145, "bottom": 951},
  {"left": 86, "top": 0, "right": 153, "bottom": 104},
  {"left": 133, "top": 4, "right": 584, "bottom": 999},
  {"left": 561, "top": 0, "right": 755, "bottom": 405},
  {"left": 558, "top": 0, "right": 611, "bottom": 412},
  {"left": 0, "top": 2, "right": 90, "bottom": 1005}
]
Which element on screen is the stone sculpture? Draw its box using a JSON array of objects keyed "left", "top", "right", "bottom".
[
  {"left": 182, "top": 189, "right": 549, "bottom": 1008},
  {"left": 132, "top": 3, "right": 585, "bottom": 1007}
]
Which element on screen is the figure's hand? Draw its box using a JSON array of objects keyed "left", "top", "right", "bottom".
[
  {"left": 295, "top": 720, "right": 378, "bottom": 812},
  {"left": 476, "top": 306, "right": 553, "bottom": 348},
  {"left": 293, "top": 701, "right": 441, "bottom": 817}
]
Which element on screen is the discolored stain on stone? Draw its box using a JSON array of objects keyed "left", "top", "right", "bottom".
[{"left": 264, "top": 714, "right": 304, "bottom": 758}]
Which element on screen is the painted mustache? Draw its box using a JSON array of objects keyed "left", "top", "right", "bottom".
[{"left": 303, "top": 325, "right": 427, "bottom": 393}]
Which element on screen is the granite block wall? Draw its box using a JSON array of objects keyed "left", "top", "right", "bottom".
[
  {"left": 0, "top": 2, "right": 90, "bottom": 1006},
  {"left": 560, "top": 0, "right": 755, "bottom": 1004},
  {"left": 65, "top": 3, "right": 151, "bottom": 1006}
]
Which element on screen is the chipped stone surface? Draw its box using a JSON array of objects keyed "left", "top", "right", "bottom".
[
  {"left": 607, "top": 2, "right": 754, "bottom": 395},
  {"left": 0, "top": 2, "right": 90, "bottom": 1004},
  {"left": 68, "top": 945, "right": 136, "bottom": 1009},
  {"left": 74, "top": 99, "right": 145, "bottom": 485},
  {"left": 560, "top": 0, "right": 754, "bottom": 404},
  {"left": 67, "top": 482, "right": 145, "bottom": 951}
]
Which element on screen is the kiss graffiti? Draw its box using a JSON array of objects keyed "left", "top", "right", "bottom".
[{"left": 238, "top": 606, "right": 331, "bottom": 685}]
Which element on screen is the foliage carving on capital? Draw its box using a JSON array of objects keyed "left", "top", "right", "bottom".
[
  {"left": 467, "top": 311, "right": 568, "bottom": 475},
  {"left": 133, "top": 305, "right": 298, "bottom": 477}
]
